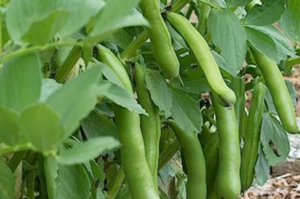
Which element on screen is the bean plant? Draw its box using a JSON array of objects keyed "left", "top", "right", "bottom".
[{"left": 0, "top": 0, "right": 299, "bottom": 199}]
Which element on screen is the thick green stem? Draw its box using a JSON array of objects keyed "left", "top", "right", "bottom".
[
  {"left": 7, "top": 151, "right": 26, "bottom": 172},
  {"left": 197, "top": 1, "right": 211, "bottom": 35},
  {"left": 54, "top": 46, "right": 82, "bottom": 83},
  {"left": 158, "top": 139, "right": 180, "bottom": 169},
  {"left": 185, "top": 3, "right": 194, "bottom": 20},
  {"left": 0, "top": 41, "right": 82, "bottom": 63},
  {"left": 245, "top": 0, "right": 261, "bottom": 12},
  {"left": 106, "top": 167, "right": 125, "bottom": 199},
  {"left": 27, "top": 171, "right": 36, "bottom": 199},
  {"left": 38, "top": 155, "right": 48, "bottom": 199},
  {"left": 286, "top": 57, "right": 300, "bottom": 67},
  {"left": 120, "top": 31, "right": 149, "bottom": 61}
]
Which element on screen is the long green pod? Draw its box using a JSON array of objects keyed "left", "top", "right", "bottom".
[
  {"left": 211, "top": 92, "right": 241, "bottom": 199},
  {"left": 230, "top": 76, "right": 246, "bottom": 140},
  {"left": 251, "top": 49, "right": 299, "bottom": 133},
  {"left": 97, "top": 46, "right": 160, "bottom": 199},
  {"left": 97, "top": 45, "right": 132, "bottom": 92},
  {"left": 134, "top": 64, "right": 161, "bottom": 189},
  {"left": 168, "top": 120, "right": 207, "bottom": 199},
  {"left": 241, "top": 83, "right": 265, "bottom": 191},
  {"left": 167, "top": 12, "right": 236, "bottom": 107},
  {"left": 139, "top": 0, "right": 180, "bottom": 78}
]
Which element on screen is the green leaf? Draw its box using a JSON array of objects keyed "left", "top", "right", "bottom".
[
  {"left": 0, "top": 160, "right": 15, "bottom": 199},
  {"left": 225, "top": 0, "right": 252, "bottom": 8},
  {"left": 40, "top": 79, "right": 62, "bottom": 101},
  {"left": 54, "top": 164, "right": 91, "bottom": 199},
  {"left": 56, "top": 137, "right": 120, "bottom": 165},
  {"left": 207, "top": 0, "right": 227, "bottom": 8},
  {"left": 260, "top": 113, "right": 290, "bottom": 166},
  {"left": 102, "top": 81, "right": 147, "bottom": 115},
  {"left": 6, "top": 0, "right": 103, "bottom": 45},
  {"left": 245, "top": 26, "right": 279, "bottom": 63},
  {"left": 279, "top": 0, "right": 300, "bottom": 43},
  {"left": 46, "top": 67, "right": 104, "bottom": 138},
  {"left": 285, "top": 80, "right": 297, "bottom": 107},
  {"left": 0, "top": 53, "right": 41, "bottom": 112},
  {"left": 254, "top": 144, "right": 270, "bottom": 186},
  {"left": 89, "top": 0, "right": 148, "bottom": 43},
  {"left": 211, "top": 50, "right": 235, "bottom": 76},
  {"left": 244, "top": 0, "right": 288, "bottom": 26},
  {"left": 145, "top": 69, "right": 173, "bottom": 117},
  {"left": 0, "top": 106, "right": 20, "bottom": 146},
  {"left": 97, "top": 62, "right": 124, "bottom": 88},
  {"left": 207, "top": 8, "right": 247, "bottom": 73},
  {"left": 44, "top": 156, "right": 59, "bottom": 199},
  {"left": 265, "top": 80, "right": 297, "bottom": 114},
  {"left": 82, "top": 110, "right": 118, "bottom": 139},
  {"left": 247, "top": 25, "right": 296, "bottom": 62},
  {"left": 171, "top": 89, "right": 203, "bottom": 133},
  {"left": 20, "top": 103, "right": 65, "bottom": 152},
  {"left": 170, "top": 68, "right": 210, "bottom": 94}
]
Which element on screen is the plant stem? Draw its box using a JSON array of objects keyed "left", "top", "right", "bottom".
[
  {"left": 185, "top": 2, "right": 194, "bottom": 20},
  {"left": 197, "top": 0, "right": 211, "bottom": 35},
  {"left": 27, "top": 171, "right": 36, "bottom": 199},
  {"left": 38, "top": 155, "right": 48, "bottom": 199},
  {"left": 106, "top": 167, "right": 125, "bottom": 199},
  {"left": 158, "top": 139, "right": 180, "bottom": 169},
  {"left": 286, "top": 57, "right": 300, "bottom": 68},
  {"left": 120, "top": 31, "right": 149, "bottom": 61},
  {"left": 0, "top": 41, "right": 82, "bottom": 63},
  {"left": 245, "top": 0, "right": 261, "bottom": 12},
  {"left": 7, "top": 151, "right": 26, "bottom": 172},
  {"left": 120, "top": 0, "right": 190, "bottom": 61},
  {"left": 54, "top": 46, "right": 82, "bottom": 83}
]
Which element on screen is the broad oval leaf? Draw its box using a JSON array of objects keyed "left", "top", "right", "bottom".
[
  {"left": 260, "top": 113, "right": 290, "bottom": 166},
  {"left": 46, "top": 67, "right": 104, "bottom": 137},
  {"left": 7, "top": 0, "right": 103, "bottom": 45},
  {"left": 0, "top": 106, "right": 20, "bottom": 146},
  {"left": 244, "top": 0, "right": 288, "bottom": 26},
  {"left": 82, "top": 110, "right": 118, "bottom": 139},
  {"left": 56, "top": 137, "right": 120, "bottom": 165},
  {"left": 248, "top": 25, "right": 296, "bottom": 62},
  {"left": 88, "top": 0, "right": 148, "bottom": 43},
  {"left": 145, "top": 69, "right": 173, "bottom": 117},
  {"left": 207, "top": 8, "right": 247, "bottom": 73},
  {"left": 20, "top": 103, "right": 65, "bottom": 152},
  {"left": 279, "top": 0, "right": 300, "bottom": 43},
  {"left": 102, "top": 81, "right": 148, "bottom": 115},
  {"left": 0, "top": 160, "right": 15, "bottom": 199},
  {"left": 54, "top": 164, "right": 91, "bottom": 199},
  {"left": 171, "top": 89, "right": 203, "bottom": 133},
  {"left": 225, "top": 0, "right": 252, "bottom": 8},
  {"left": 245, "top": 26, "right": 279, "bottom": 63},
  {"left": 0, "top": 53, "right": 41, "bottom": 112}
]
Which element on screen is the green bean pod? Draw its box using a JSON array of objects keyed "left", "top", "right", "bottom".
[
  {"left": 139, "top": 0, "right": 180, "bottom": 78},
  {"left": 168, "top": 120, "right": 207, "bottom": 199},
  {"left": 97, "top": 46, "right": 160, "bottom": 199},
  {"left": 241, "top": 83, "right": 265, "bottom": 191},
  {"left": 167, "top": 12, "right": 236, "bottom": 107},
  {"left": 211, "top": 92, "right": 241, "bottom": 199},
  {"left": 134, "top": 64, "right": 161, "bottom": 189},
  {"left": 251, "top": 49, "right": 299, "bottom": 134}
]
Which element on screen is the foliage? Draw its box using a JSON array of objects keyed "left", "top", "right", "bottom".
[{"left": 0, "top": 0, "right": 299, "bottom": 198}]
